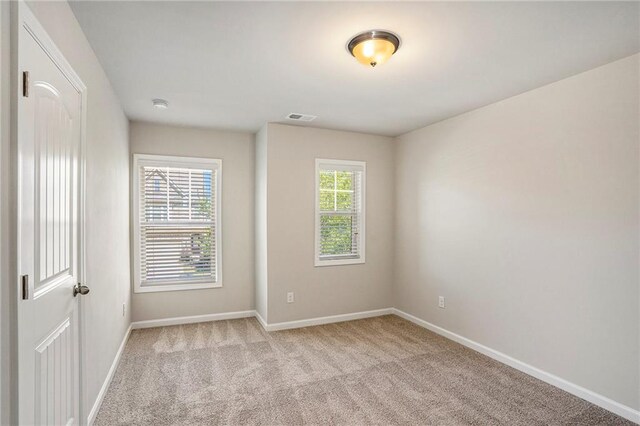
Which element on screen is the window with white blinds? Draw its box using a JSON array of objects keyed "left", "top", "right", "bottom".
[
  {"left": 315, "top": 159, "right": 366, "bottom": 266},
  {"left": 133, "top": 154, "right": 222, "bottom": 293}
]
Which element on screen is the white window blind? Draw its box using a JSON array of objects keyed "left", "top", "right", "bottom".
[
  {"left": 315, "top": 159, "right": 366, "bottom": 266},
  {"left": 133, "top": 154, "right": 221, "bottom": 292}
]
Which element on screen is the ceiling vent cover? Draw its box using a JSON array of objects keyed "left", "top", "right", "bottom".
[{"left": 286, "top": 113, "right": 317, "bottom": 122}]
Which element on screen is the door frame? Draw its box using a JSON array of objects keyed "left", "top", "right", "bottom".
[{"left": 12, "top": 1, "right": 89, "bottom": 423}]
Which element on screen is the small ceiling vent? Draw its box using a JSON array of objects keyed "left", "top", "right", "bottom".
[{"left": 286, "top": 113, "right": 317, "bottom": 122}]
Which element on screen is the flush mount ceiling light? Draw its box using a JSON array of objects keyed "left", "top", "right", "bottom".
[
  {"left": 152, "top": 99, "right": 169, "bottom": 109},
  {"left": 347, "top": 30, "right": 400, "bottom": 68}
]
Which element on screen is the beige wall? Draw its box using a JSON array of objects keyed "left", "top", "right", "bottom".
[
  {"left": 255, "top": 125, "right": 268, "bottom": 322},
  {"left": 263, "top": 123, "right": 395, "bottom": 324},
  {"left": 130, "top": 121, "right": 255, "bottom": 321},
  {"left": 394, "top": 54, "right": 639, "bottom": 409},
  {"left": 23, "top": 1, "right": 132, "bottom": 422}
]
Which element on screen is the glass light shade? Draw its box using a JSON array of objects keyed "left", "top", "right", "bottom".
[{"left": 351, "top": 38, "right": 396, "bottom": 67}]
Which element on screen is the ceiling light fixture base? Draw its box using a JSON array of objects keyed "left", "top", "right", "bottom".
[{"left": 347, "top": 30, "right": 400, "bottom": 68}]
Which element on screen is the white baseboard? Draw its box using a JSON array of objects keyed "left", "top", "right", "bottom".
[
  {"left": 87, "top": 323, "right": 132, "bottom": 425},
  {"left": 392, "top": 308, "right": 640, "bottom": 424},
  {"left": 260, "top": 308, "right": 394, "bottom": 332},
  {"left": 254, "top": 310, "right": 268, "bottom": 330},
  {"left": 89, "top": 308, "right": 639, "bottom": 424},
  {"left": 129, "top": 308, "right": 392, "bottom": 332},
  {"left": 131, "top": 310, "right": 255, "bottom": 329}
]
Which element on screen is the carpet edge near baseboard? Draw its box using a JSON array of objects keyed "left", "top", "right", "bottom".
[
  {"left": 391, "top": 308, "right": 640, "bottom": 424},
  {"left": 87, "top": 323, "right": 132, "bottom": 426},
  {"left": 113, "top": 308, "right": 639, "bottom": 424}
]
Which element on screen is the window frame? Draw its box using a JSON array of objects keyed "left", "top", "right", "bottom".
[
  {"left": 132, "top": 153, "right": 222, "bottom": 293},
  {"left": 314, "top": 158, "right": 366, "bottom": 267}
]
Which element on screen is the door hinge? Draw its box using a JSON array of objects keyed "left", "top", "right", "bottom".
[
  {"left": 22, "top": 71, "right": 29, "bottom": 97},
  {"left": 21, "top": 275, "right": 29, "bottom": 300}
]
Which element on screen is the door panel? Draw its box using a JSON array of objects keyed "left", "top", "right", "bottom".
[
  {"left": 36, "top": 83, "right": 74, "bottom": 295},
  {"left": 18, "top": 5, "right": 84, "bottom": 425},
  {"left": 35, "top": 318, "right": 74, "bottom": 425}
]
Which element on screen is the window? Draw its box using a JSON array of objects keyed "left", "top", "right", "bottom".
[
  {"left": 133, "top": 154, "right": 221, "bottom": 292},
  {"left": 315, "top": 159, "right": 366, "bottom": 266}
]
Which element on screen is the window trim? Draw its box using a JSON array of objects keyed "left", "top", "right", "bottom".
[
  {"left": 132, "top": 153, "right": 222, "bottom": 293},
  {"left": 314, "top": 158, "right": 366, "bottom": 267}
]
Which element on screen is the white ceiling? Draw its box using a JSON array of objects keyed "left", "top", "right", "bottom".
[{"left": 69, "top": 1, "right": 639, "bottom": 137}]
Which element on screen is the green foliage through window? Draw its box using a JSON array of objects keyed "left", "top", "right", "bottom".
[
  {"left": 318, "top": 169, "right": 360, "bottom": 257},
  {"left": 320, "top": 215, "right": 355, "bottom": 255}
]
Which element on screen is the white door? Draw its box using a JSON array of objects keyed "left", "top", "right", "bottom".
[{"left": 17, "top": 5, "right": 86, "bottom": 425}]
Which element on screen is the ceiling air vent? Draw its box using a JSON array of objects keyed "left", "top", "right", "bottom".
[{"left": 286, "top": 113, "right": 317, "bottom": 122}]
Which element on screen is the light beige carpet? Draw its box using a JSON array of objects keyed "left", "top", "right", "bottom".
[{"left": 95, "top": 315, "right": 632, "bottom": 425}]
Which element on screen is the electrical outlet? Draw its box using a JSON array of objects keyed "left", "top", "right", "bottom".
[
  {"left": 287, "top": 292, "right": 294, "bottom": 303},
  {"left": 438, "top": 296, "right": 445, "bottom": 309}
]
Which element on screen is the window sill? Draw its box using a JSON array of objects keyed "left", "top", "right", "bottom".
[
  {"left": 134, "top": 281, "right": 222, "bottom": 293},
  {"left": 315, "top": 257, "right": 365, "bottom": 267}
]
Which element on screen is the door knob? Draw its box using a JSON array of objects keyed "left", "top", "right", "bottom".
[{"left": 73, "top": 283, "right": 90, "bottom": 297}]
